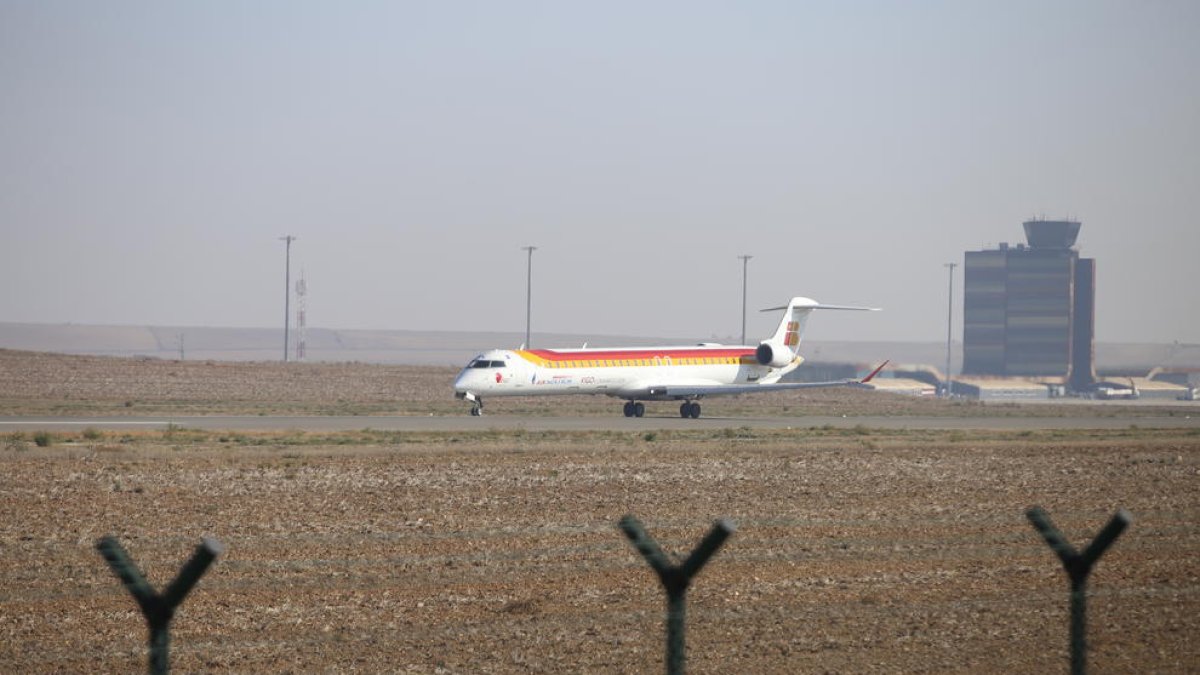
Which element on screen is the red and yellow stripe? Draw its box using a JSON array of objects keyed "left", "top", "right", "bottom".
[{"left": 518, "top": 348, "right": 757, "bottom": 370}]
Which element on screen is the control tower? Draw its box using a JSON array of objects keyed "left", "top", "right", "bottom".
[{"left": 962, "top": 219, "right": 1096, "bottom": 389}]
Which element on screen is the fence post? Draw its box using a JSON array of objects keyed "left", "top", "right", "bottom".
[
  {"left": 1026, "top": 507, "right": 1130, "bottom": 675},
  {"left": 96, "top": 535, "right": 223, "bottom": 674},
  {"left": 619, "top": 515, "right": 735, "bottom": 675}
]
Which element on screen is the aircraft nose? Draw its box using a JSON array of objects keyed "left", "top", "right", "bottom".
[{"left": 453, "top": 368, "right": 482, "bottom": 394}]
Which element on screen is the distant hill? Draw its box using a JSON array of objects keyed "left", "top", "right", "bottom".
[
  {"left": 0, "top": 321, "right": 1196, "bottom": 372},
  {"left": 0, "top": 322, "right": 709, "bottom": 366}
]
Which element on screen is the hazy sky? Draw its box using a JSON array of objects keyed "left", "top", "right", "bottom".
[{"left": 3, "top": 2, "right": 1198, "bottom": 345}]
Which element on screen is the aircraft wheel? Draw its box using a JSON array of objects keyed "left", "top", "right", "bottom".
[
  {"left": 623, "top": 401, "right": 635, "bottom": 417},
  {"left": 633, "top": 402, "right": 645, "bottom": 418},
  {"left": 679, "top": 402, "right": 690, "bottom": 418},
  {"left": 688, "top": 402, "right": 701, "bottom": 419}
]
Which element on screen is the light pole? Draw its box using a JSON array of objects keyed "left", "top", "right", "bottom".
[
  {"left": 280, "top": 235, "right": 297, "bottom": 362},
  {"left": 522, "top": 246, "right": 537, "bottom": 348},
  {"left": 738, "top": 255, "right": 752, "bottom": 345},
  {"left": 944, "top": 262, "right": 957, "bottom": 397}
]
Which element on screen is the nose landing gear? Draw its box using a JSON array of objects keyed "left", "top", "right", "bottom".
[
  {"left": 622, "top": 401, "right": 645, "bottom": 418},
  {"left": 469, "top": 398, "right": 484, "bottom": 416}
]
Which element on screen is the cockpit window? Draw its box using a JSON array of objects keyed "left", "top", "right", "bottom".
[{"left": 469, "top": 359, "right": 505, "bottom": 368}]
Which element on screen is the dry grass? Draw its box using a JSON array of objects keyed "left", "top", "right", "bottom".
[
  {"left": 2, "top": 349, "right": 1197, "bottom": 672},
  {"left": 1, "top": 427, "right": 1197, "bottom": 673},
  {"left": 1, "top": 348, "right": 1191, "bottom": 419},
  {"left": 0, "top": 348, "right": 456, "bottom": 416}
]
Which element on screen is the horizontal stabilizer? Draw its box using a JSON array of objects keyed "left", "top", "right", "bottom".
[{"left": 760, "top": 302, "right": 880, "bottom": 312}]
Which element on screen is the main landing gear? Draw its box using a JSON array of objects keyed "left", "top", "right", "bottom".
[{"left": 622, "top": 401, "right": 702, "bottom": 418}]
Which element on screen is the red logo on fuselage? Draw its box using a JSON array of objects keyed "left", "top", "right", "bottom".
[{"left": 495, "top": 372, "right": 503, "bottom": 383}]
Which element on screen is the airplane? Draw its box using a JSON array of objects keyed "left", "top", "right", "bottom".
[{"left": 453, "top": 296, "right": 886, "bottom": 418}]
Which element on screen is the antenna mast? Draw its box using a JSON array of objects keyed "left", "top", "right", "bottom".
[
  {"left": 279, "top": 235, "right": 297, "bottom": 362},
  {"left": 295, "top": 270, "right": 308, "bottom": 361}
]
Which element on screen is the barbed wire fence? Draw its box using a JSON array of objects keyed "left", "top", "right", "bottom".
[
  {"left": 1026, "top": 507, "right": 1132, "bottom": 675},
  {"left": 619, "top": 515, "right": 735, "bottom": 675},
  {"left": 83, "top": 507, "right": 1134, "bottom": 674},
  {"left": 95, "top": 536, "right": 222, "bottom": 675}
]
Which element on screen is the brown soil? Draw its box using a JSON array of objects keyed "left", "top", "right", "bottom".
[
  {"left": 0, "top": 348, "right": 1188, "bottom": 419},
  {"left": 1, "top": 426, "right": 1197, "bottom": 673},
  {"left": 1, "top": 349, "right": 1197, "bottom": 672}
]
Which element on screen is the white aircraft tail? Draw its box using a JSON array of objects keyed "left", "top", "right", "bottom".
[{"left": 756, "top": 297, "right": 879, "bottom": 367}]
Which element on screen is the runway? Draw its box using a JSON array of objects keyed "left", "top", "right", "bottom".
[{"left": 1, "top": 413, "right": 1197, "bottom": 433}]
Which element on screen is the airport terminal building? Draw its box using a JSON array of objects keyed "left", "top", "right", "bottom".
[{"left": 962, "top": 219, "right": 1096, "bottom": 390}]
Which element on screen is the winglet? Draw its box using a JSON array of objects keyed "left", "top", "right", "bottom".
[{"left": 860, "top": 360, "right": 889, "bottom": 384}]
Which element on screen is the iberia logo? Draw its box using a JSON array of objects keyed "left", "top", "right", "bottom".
[
  {"left": 495, "top": 372, "right": 503, "bottom": 383},
  {"left": 784, "top": 321, "right": 800, "bottom": 346}
]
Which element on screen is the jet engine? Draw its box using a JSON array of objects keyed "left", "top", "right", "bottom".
[{"left": 755, "top": 341, "right": 793, "bottom": 368}]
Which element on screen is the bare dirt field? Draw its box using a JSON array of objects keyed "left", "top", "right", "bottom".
[
  {"left": 1, "top": 350, "right": 1198, "bottom": 673},
  {"left": 2, "top": 348, "right": 1195, "bottom": 420}
]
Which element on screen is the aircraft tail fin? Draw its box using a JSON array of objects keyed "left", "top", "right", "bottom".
[
  {"left": 757, "top": 297, "right": 879, "bottom": 364},
  {"left": 860, "top": 360, "right": 889, "bottom": 383}
]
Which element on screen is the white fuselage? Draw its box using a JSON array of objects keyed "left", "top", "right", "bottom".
[
  {"left": 453, "top": 345, "right": 796, "bottom": 402},
  {"left": 452, "top": 297, "right": 880, "bottom": 418}
]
